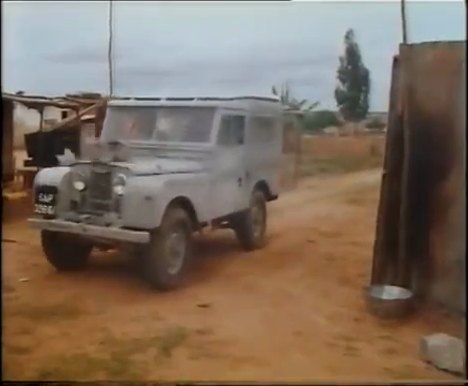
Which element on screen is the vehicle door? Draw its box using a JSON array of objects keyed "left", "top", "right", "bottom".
[{"left": 212, "top": 113, "right": 246, "bottom": 218}]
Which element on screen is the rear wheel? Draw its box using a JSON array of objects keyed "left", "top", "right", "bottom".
[
  {"left": 142, "top": 206, "right": 193, "bottom": 290},
  {"left": 232, "top": 189, "right": 267, "bottom": 251},
  {"left": 41, "top": 230, "right": 92, "bottom": 271}
]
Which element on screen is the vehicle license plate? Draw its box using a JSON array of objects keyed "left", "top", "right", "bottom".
[{"left": 35, "top": 187, "right": 57, "bottom": 216}]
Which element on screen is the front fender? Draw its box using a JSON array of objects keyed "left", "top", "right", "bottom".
[
  {"left": 120, "top": 173, "right": 210, "bottom": 230},
  {"left": 120, "top": 176, "right": 167, "bottom": 229},
  {"left": 34, "top": 166, "right": 71, "bottom": 188},
  {"left": 34, "top": 167, "right": 72, "bottom": 214}
]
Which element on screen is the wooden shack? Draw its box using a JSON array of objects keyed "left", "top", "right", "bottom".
[{"left": 2, "top": 92, "right": 106, "bottom": 188}]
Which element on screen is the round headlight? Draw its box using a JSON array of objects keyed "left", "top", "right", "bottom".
[
  {"left": 73, "top": 179, "right": 86, "bottom": 191},
  {"left": 113, "top": 174, "right": 127, "bottom": 196}
]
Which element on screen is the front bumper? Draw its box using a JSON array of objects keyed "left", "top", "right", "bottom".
[{"left": 28, "top": 218, "right": 150, "bottom": 244}]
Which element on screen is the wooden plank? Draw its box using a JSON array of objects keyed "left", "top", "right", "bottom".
[
  {"left": 397, "top": 42, "right": 466, "bottom": 309},
  {"left": 2, "top": 100, "right": 14, "bottom": 182},
  {"left": 2, "top": 191, "right": 29, "bottom": 201},
  {"left": 2, "top": 93, "right": 81, "bottom": 110},
  {"left": 47, "top": 102, "right": 102, "bottom": 132},
  {"left": 371, "top": 55, "right": 405, "bottom": 286}
]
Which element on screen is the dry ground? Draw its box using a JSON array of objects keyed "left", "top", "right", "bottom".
[{"left": 2, "top": 135, "right": 464, "bottom": 381}]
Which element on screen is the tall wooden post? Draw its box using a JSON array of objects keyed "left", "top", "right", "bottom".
[
  {"left": 108, "top": 0, "right": 114, "bottom": 97},
  {"left": 401, "top": 0, "right": 408, "bottom": 44}
]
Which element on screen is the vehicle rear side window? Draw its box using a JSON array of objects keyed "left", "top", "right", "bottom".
[
  {"left": 282, "top": 120, "right": 298, "bottom": 154},
  {"left": 250, "top": 116, "right": 275, "bottom": 143},
  {"left": 218, "top": 115, "right": 245, "bottom": 146}
]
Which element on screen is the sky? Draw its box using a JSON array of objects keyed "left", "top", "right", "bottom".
[{"left": 2, "top": 1, "right": 466, "bottom": 111}]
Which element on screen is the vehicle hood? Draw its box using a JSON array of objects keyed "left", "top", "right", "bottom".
[{"left": 113, "top": 157, "right": 205, "bottom": 176}]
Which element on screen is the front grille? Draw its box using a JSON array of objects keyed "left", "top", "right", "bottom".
[
  {"left": 89, "top": 169, "right": 112, "bottom": 201},
  {"left": 89, "top": 200, "right": 112, "bottom": 212}
]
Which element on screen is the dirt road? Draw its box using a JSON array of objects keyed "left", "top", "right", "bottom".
[{"left": 2, "top": 169, "right": 463, "bottom": 381}]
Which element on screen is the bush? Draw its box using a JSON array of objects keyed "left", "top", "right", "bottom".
[
  {"left": 365, "top": 117, "right": 386, "bottom": 130},
  {"left": 303, "top": 110, "right": 341, "bottom": 133}
]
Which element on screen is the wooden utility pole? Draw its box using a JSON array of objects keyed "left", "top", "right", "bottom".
[{"left": 108, "top": 0, "right": 114, "bottom": 97}]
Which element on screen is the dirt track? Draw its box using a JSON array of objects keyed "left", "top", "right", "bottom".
[{"left": 2, "top": 169, "right": 463, "bottom": 381}]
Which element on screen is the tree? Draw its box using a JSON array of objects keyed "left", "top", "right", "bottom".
[
  {"left": 334, "top": 29, "right": 370, "bottom": 123},
  {"left": 272, "top": 82, "right": 320, "bottom": 112}
]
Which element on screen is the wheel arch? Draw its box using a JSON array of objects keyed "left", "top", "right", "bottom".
[
  {"left": 253, "top": 180, "right": 277, "bottom": 202},
  {"left": 165, "top": 196, "right": 200, "bottom": 230}
]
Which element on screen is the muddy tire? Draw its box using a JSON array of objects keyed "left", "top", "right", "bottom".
[
  {"left": 41, "top": 230, "right": 92, "bottom": 271},
  {"left": 233, "top": 189, "right": 267, "bottom": 251},
  {"left": 142, "top": 206, "right": 193, "bottom": 291}
]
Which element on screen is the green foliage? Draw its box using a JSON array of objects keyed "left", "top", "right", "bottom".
[
  {"left": 272, "top": 82, "right": 320, "bottom": 111},
  {"left": 335, "top": 29, "right": 371, "bottom": 122},
  {"left": 365, "top": 116, "right": 386, "bottom": 130},
  {"left": 303, "top": 110, "right": 341, "bottom": 132}
]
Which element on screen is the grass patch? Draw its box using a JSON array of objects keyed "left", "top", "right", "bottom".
[
  {"left": 343, "top": 344, "right": 360, "bottom": 357},
  {"left": 101, "top": 325, "right": 188, "bottom": 360},
  {"left": 194, "top": 327, "right": 214, "bottom": 336},
  {"left": 157, "top": 326, "right": 189, "bottom": 358},
  {"left": 36, "top": 347, "right": 143, "bottom": 380},
  {"left": 5, "top": 301, "right": 87, "bottom": 322},
  {"left": 4, "top": 343, "right": 33, "bottom": 356},
  {"left": 13, "top": 324, "right": 34, "bottom": 336},
  {"left": 378, "top": 334, "right": 395, "bottom": 341},
  {"left": 345, "top": 195, "right": 370, "bottom": 206},
  {"left": 381, "top": 346, "right": 399, "bottom": 356},
  {"left": 188, "top": 346, "right": 219, "bottom": 360},
  {"left": 384, "top": 364, "right": 420, "bottom": 380},
  {"left": 36, "top": 353, "right": 110, "bottom": 380},
  {"left": 300, "top": 138, "right": 384, "bottom": 178},
  {"left": 32, "top": 325, "right": 190, "bottom": 379},
  {"left": 36, "top": 352, "right": 141, "bottom": 380},
  {"left": 343, "top": 186, "right": 379, "bottom": 206},
  {"left": 301, "top": 153, "right": 383, "bottom": 178},
  {"left": 106, "top": 351, "right": 141, "bottom": 379},
  {"left": 3, "top": 283, "right": 16, "bottom": 294}
]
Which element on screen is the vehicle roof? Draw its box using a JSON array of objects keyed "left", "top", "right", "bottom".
[{"left": 108, "top": 96, "right": 283, "bottom": 113}]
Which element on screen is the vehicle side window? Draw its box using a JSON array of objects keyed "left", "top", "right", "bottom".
[
  {"left": 250, "top": 116, "right": 275, "bottom": 143},
  {"left": 218, "top": 115, "right": 245, "bottom": 146},
  {"left": 282, "top": 120, "right": 298, "bottom": 154}
]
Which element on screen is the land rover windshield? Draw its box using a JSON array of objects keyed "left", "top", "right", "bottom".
[{"left": 100, "top": 106, "right": 215, "bottom": 144}]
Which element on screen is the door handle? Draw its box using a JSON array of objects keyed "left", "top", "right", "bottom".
[{"left": 237, "top": 177, "right": 242, "bottom": 187}]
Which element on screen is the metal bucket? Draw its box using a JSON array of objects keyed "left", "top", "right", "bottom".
[{"left": 366, "top": 285, "right": 415, "bottom": 319}]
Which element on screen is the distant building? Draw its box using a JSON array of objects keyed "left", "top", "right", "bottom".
[
  {"left": 322, "top": 126, "right": 340, "bottom": 136},
  {"left": 367, "top": 111, "right": 388, "bottom": 123}
]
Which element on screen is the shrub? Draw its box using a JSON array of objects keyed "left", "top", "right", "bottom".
[{"left": 303, "top": 110, "right": 341, "bottom": 133}]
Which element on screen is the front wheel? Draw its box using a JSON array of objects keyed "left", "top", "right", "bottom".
[
  {"left": 41, "top": 230, "right": 93, "bottom": 271},
  {"left": 142, "top": 207, "right": 193, "bottom": 291},
  {"left": 232, "top": 190, "right": 267, "bottom": 251}
]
